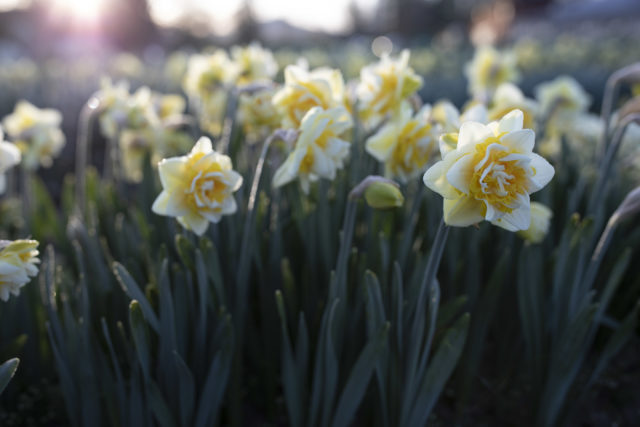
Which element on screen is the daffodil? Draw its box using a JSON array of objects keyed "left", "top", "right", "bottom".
[
  {"left": 465, "top": 45, "right": 519, "bottom": 102},
  {"left": 183, "top": 50, "right": 238, "bottom": 99},
  {"left": 517, "top": 202, "right": 552, "bottom": 243},
  {"left": 272, "top": 64, "right": 346, "bottom": 129},
  {"left": 237, "top": 88, "right": 282, "bottom": 143},
  {"left": 231, "top": 43, "right": 278, "bottom": 86},
  {"left": 366, "top": 102, "right": 440, "bottom": 183},
  {"left": 0, "top": 239, "right": 39, "bottom": 302},
  {"left": 273, "top": 106, "right": 352, "bottom": 193},
  {"left": 357, "top": 50, "right": 423, "bottom": 129},
  {"left": 430, "top": 101, "right": 489, "bottom": 157},
  {"left": 2, "top": 101, "right": 65, "bottom": 170},
  {"left": 535, "top": 75, "right": 590, "bottom": 120},
  {"left": 423, "top": 110, "right": 555, "bottom": 231},
  {"left": 0, "top": 127, "right": 21, "bottom": 195},
  {"left": 183, "top": 51, "right": 239, "bottom": 135},
  {"left": 152, "top": 137, "right": 243, "bottom": 236},
  {"left": 488, "top": 83, "right": 538, "bottom": 130}
]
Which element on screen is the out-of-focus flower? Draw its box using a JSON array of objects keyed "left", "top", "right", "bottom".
[
  {"left": 0, "top": 127, "right": 21, "bottom": 195},
  {"left": 423, "top": 110, "right": 555, "bottom": 231},
  {"left": 464, "top": 45, "right": 519, "bottom": 102},
  {"left": 364, "top": 180, "right": 404, "bottom": 209},
  {"left": 183, "top": 50, "right": 238, "bottom": 99},
  {"left": 152, "top": 137, "right": 243, "bottom": 236},
  {"left": 357, "top": 50, "right": 423, "bottom": 129},
  {"left": 0, "top": 239, "right": 39, "bottom": 302},
  {"left": 488, "top": 83, "right": 538, "bottom": 130},
  {"left": 2, "top": 101, "right": 65, "bottom": 170},
  {"left": 231, "top": 43, "right": 278, "bottom": 86},
  {"left": 273, "top": 64, "right": 347, "bottom": 129},
  {"left": 237, "top": 88, "right": 282, "bottom": 143},
  {"left": 535, "top": 75, "right": 590, "bottom": 121},
  {"left": 183, "top": 51, "right": 239, "bottom": 135},
  {"left": 96, "top": 78, "right": 135, "bottom": 139},
  {"left": 517, "top": 202, "right": 552, "bottom": 243},
  {"left": 273, "top": 106, "right": 352, "bottom": 193},
  {"left": 366, "top": 102, "right": 440, "bottom": 183}
]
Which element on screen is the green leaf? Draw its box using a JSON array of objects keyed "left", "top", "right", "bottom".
[
  {"left": 114, "top": 262, "right": 160, "bottom": 333},
  {"left": 149, "top": 381, "right": 178, "bottom": 427},
  {"left": 332, "top": 323, "right": 389, "bottom": 427},
  {"left": 129, "top": 300, "right": 152, "bottom": 382},
  {"left": 174, "top": 352, "right": 196, "bottom": 427},
  {"left": 406, "top": 313, "right": 470, "bottom": 427},
  {"left": 0, "top": 358, "right": 19, "bottom": 395}
]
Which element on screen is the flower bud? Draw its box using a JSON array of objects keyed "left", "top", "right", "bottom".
[
  {"left": 517, "top": 202, "right": 552, "bottom": 244},
  {"left": 364, "top": 180, "right": 404, "bottom": 209}
]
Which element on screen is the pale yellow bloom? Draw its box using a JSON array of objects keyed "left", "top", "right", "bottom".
[
  {"left": 273, "top": 64, "right": 346, "bottom": 129},
  {"left": 431, "top": 101, "right": 489, "bottom": 157},
  {"left": 535, "top": 75, "right": 590, "bottom": 120},
  {"left": 517, "top": 202, "right": 552, "bottom": 243},
  {"left": 0, "top": 239, "right": 39, "bottom": 302},
  {"left": 152, "top": 137, "right": 243, "bottom": 236},
  {"left": 0, "top": 127, "right": 21, "bottom": 194},
  {"left": 183, "top": 51, "right": 238, "bottom": 136},
  {"left": 357, "top": 50, "right": 423, "bottom": 129},
  {"left": 237, "top": 88, "right": 282, "bottom": 143},
  {"left": 464, "top": 45, "right": 519, "bottom": 102},
  {"left": 366, "top": 102, "right": 440, "bottom": 183},
  {"left": 231, "top": 43, "right": 278, "bottom": 86},
  {"left": 273, "top": 106, "right": 352, "bottom": 194},
  {"left": 96, "top": 78, "right": 135, "bottom": 139},
  {"left": 488, "top": 83, "right": 538, "bottom": 130},
  {"left": 423, "top": 110, "right": 555, "bottom": 231},
  {"left": 183, "top": 50, "right": 238, "bottom": 99},
  {"left": 2, "top": 101, "right": 65, "bottom": 170}
]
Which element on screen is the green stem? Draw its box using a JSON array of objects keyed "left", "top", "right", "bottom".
[{"left": 74, "top": 96, "right": 101, "bottom": 219}]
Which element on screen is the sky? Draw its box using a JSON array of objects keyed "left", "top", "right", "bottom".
[{"left": 0, "top": 0, "right": 379, "bottom": 34}]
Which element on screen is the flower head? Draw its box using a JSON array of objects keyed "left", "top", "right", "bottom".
[
  {"left": 231, "top": 43, "right": 278, "bottom": 86},
  {"left": 517, "top": 202, "right": 552, "bottom": 243},
  {"left": 465, "top": 45, "right": 519, "bottom": 102},
  {"left": 357, "top": 50, "right": 423, "bottom": 129},
  {"left": 423, "top": 110, "right": 555, "bottom": 231},
  {"left": 488, "top": 83, "right": 538, "bottom": 130},
  {"left": 183, "top": 50, "right": 238, "bottom": 99},
  {"left": 0, "top": 127, "right": 21, "bottom": 194},
  {"left": 366, "top": 102, "right": 440, "bottom": 183},
  {"left": 272, "top": 64, "right": 346, "bottom": 129},
  {"left": 0, "top": 239, "right": 39, "bottom": 302},
  {"left": 152, "top": 137, "right": 243, "bottom": 236},
  {"left": 237, "top": 88, "right": 282, "bottom": 143},
  {"left": 535, "top": 75, "right": 590, "bottom": 120},
  {"left": 273, "top": 106, "right": 352, "bottom": 193},
  {"left": 2, "top": 101, "right": 65, "bottom": 170}
]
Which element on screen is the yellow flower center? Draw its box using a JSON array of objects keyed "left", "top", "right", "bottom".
[
  {"left": 184, "top": 154, "right": 227, "bottom": 211},
  {"left": 286, "top": 82, "right": 331, "bottom": 126},
  {"left": 468, "top": 136, "right": 529, "bottom": 214}
]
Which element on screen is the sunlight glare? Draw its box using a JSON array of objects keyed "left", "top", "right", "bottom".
[{"left": 48, "top": 0, "right": 106, "bottom": 29}]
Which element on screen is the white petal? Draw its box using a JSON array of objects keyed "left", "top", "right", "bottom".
[
  {"left": 191, "top": 137, "right": 213, "bottom": 155},
  {"left": 151, "top": 191, "right": 189, "bottom": 217},
  {"left": 528, "top": 153, "right": 555, "bottom": 192},
  {"left": 497, "top": 110, "right": 524, "bottom": 133},
  {"left": 443, "top": 196, "right": 485, "bottom": 227},
  {"left": 458, "top": 121, "right": 492, "bottom": 151},
  {"left": 272, "top": 154, "right": 299, "bottom": 188},
  {"left": 365, "top": 124, "right": 396, "bottom": 162},
  {"left": 445, "top": 154, "right": 474, "bottom": 194},
  {"left": 178, "top": 212, "right": 210, "bottom": 235},
  {"left": 157, "top": 157, "right": 187, "bottom": 189},
  {"left": 492, "top": 202, "right": 531, "bottom": 231},
  {"left": 423, "top": 157, "right": 459, "bottom": 199},
  {"left": 500, "top": 129, "right": 534, "bottom": 153}
]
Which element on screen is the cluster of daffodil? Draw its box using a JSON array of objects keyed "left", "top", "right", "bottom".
[
  {"left": 0, "top": 239, "right": 39, "bottom": 302},
  {"left": 183, "top": 43, "right": 280, "bottom": 137},
  {"left": 149, "top": 45, "right": 562, "bottom": 243},
  {"left": 1, "top": 100, "right": 65, "bottom": 171},
  {"left": 94, "top": 78, "right": 193, "bottom": 182}
]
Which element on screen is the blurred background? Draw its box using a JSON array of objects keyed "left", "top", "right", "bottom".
[{"left": 0, "top": 0, "right": 639, "bottom": 189}]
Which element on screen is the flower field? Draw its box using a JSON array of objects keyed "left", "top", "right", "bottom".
[{"left": 0, "top": 38, "right": 639, "bottom": 427}]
